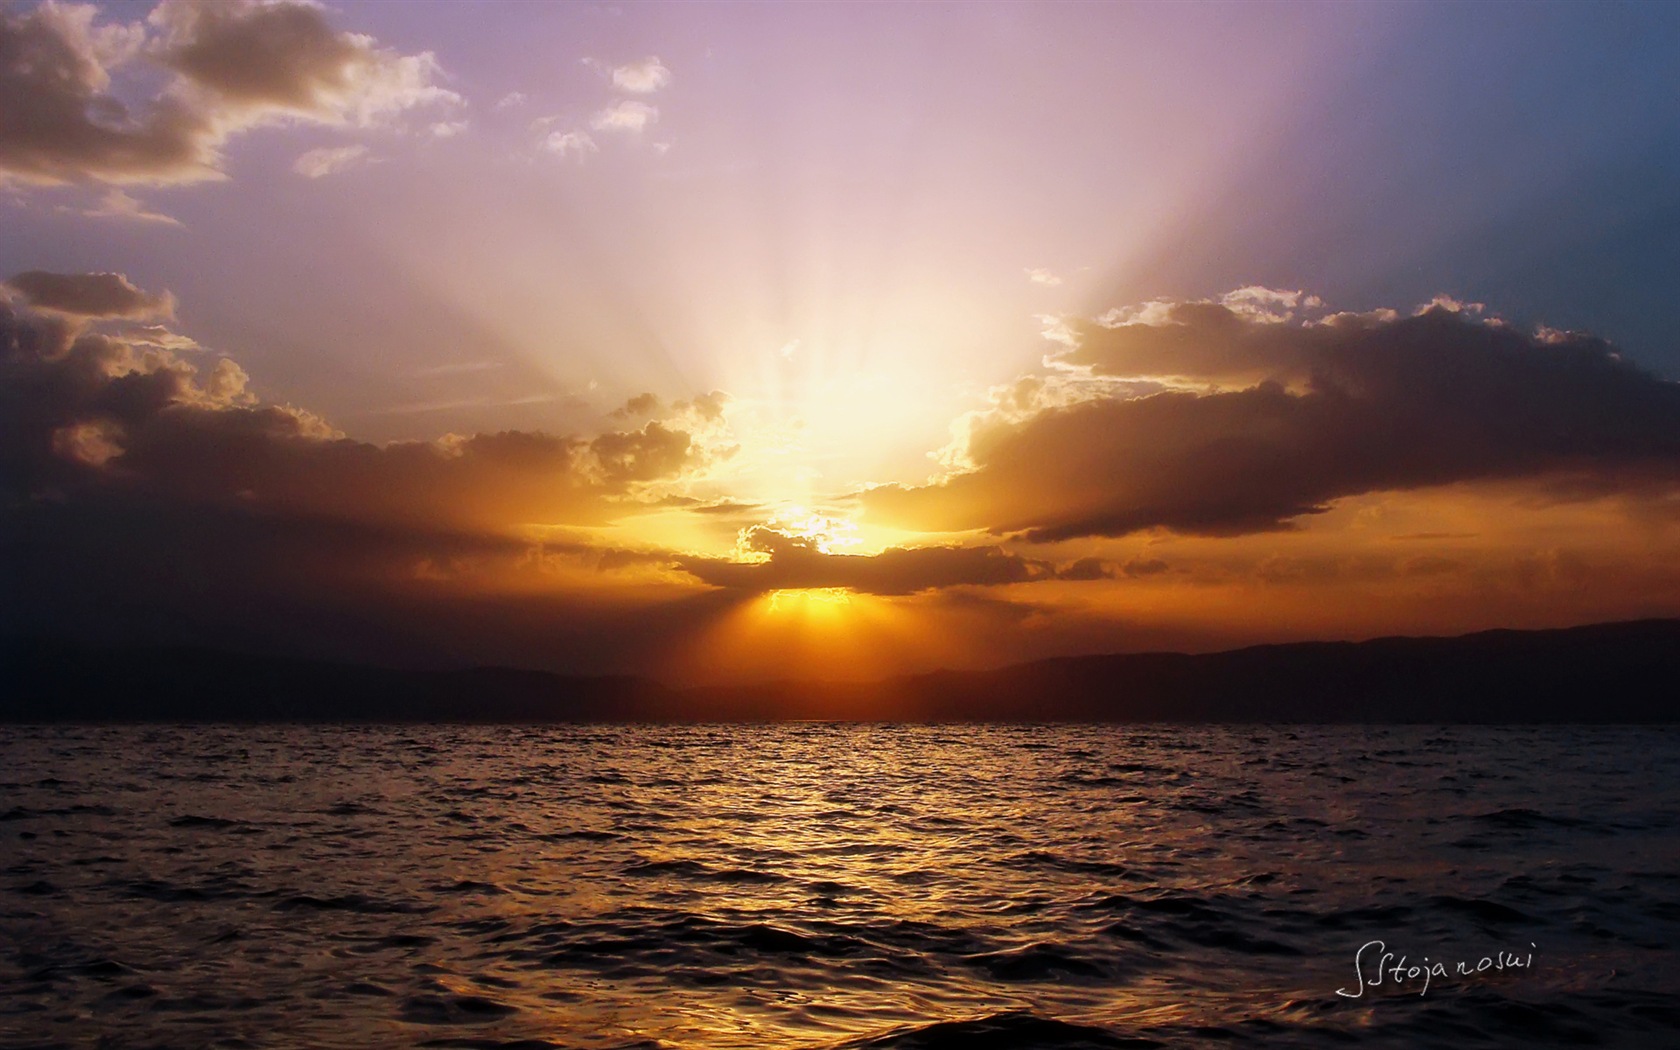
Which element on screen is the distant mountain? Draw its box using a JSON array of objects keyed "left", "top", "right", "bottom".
[{"left": 4, "top": 620, "right": 1678, "bottom": 723}]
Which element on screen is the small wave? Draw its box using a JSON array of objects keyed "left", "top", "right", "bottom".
[
  {"left": 1475, "top": 807, "right": 1589, "bottom": 830},
  {"left": 12, "top": 879, "right": 59, "bottom": 896},
  {"left": 323, "top": 802, "right": 376, "bottom": 816},
  {"left": 964, "top": 943, "right": 1108, "bottom": 982},
  {"left": 539, "top": 828, "right": 621, "bottom": 841},
  {"left": 167, "top": 814, "right": 244, "bottom": 829},
  {"left": 122, "top": 878, "right": 242, "bottom": 903},
  {"left": 1427, "top": 895, "right": 1533, "bottom": 925},
  {"left": 834, "top": 1010, "right": 1162, "bottom": 1049},
  {"left": 1312, "top": 903, "right": 1415, "bottom": 929},
  {"left": 1011, "top": 850, "right": 1137, "bottom": 879},
  {"left": 622, "top": 858, "right": 788, "bottom": 884},
  {"left": 2, "top": 803, "right": 118, "bottom": 821},
  {"left": 274, "top": 893, "right": 432, "bottom": 915},
  {"left": 399, "top": 994, "right": 518, "bottom": 1025},
  {"left": 417, "top": 1039, "right": 568, "bottom": 1050},
  {"left": 433, "top": 880, "right": 505, "bottom": 895},
  {"left": 348, "top": 933, "right": 437, "bottom": 953}
]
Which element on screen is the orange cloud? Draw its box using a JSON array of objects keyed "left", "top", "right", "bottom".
[
  {"left": 865, "top": 296, "right": 1680, "bottom": 541},
  {"left": 0, "top": 281, "right": 715, "bottom": 539},
  {"left": 5, "top": 280, "right": 1679, "bottom": 683},
  {"left": 672, "top": 524, "right": 1107, "bottom": 596}
]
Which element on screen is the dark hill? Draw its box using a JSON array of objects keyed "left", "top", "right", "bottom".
[{"left": 4, "top": 619, "right": 1677, "bottom": 722}]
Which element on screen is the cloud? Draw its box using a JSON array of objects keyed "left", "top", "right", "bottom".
[
  {"left": 292, "top": 143, "right": 371, "bottom": 178},
  {"left": 1121, "top": 556, "right": 1170, "bottom": 577},
  {"left": 493, "top": 91, "right": 527, "bottom": 111},
  {"left": 543, "top": 130, "right": 597, "bottom": 160},
  {"left": 5, "top": 270, "right": 174, "bottom": 319},
  {"left": 611, "top": 392, "right": 662, "bottom": 421},
  {"left": 589, "top": 422, "right": 694, "bottom": 485},
  {"left": 149, "top": 0, "right": 460, "bottom": 125},
  {"left": 670, "top": 524, "right": 1107, "bottom": 596},
  {"left": 413, "top": 359, "right": 504, "bottom": 377},
  {"left": 0, "top": 280, "right": 775, "bottom": 679},
  {"left": 0, "top": 0, "right": 458, "bottom": 187},
  {"left": 57, "top": 188, "right": 183, "bottom": 226},
  {"left": 610, "top": 56, "right": 670, "bottom": 94},
  {"left": 0, "top": 279, "right": 717, "bottom": 542},
  {"left": 590, "top": 100, "right": 657, "bottom": 133},
  {"left": 1025, "top": 268, "right": 1062, "bottom": 286},
  {"left": 370, "top": 393, "right": 558, "bottom": 416},
  {"left": 863, "top": 293, "right": 1680, "bottom": 542},
  {"left": 1055, "top": 556, "right": 1113, "bottom": 581}
]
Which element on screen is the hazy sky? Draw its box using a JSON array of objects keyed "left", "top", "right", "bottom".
[{"left": 4, "top": 0, "right": 1680, "bottom": 682}]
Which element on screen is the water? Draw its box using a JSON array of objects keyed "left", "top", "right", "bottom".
[{"left": 2, "top": 724, "right": 1678, "bottom": 1049}]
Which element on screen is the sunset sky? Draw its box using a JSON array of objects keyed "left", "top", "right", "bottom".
[{"left": 4, "top": 0, "right": 1680, "bottom": 683}]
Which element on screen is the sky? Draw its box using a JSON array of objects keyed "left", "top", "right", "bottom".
[{"left": 3, "top": 0, "right": 1680, "bottom": 683}]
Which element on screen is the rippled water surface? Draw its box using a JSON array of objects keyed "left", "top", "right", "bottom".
[{"left": 3, "top": 724, "right": 1679, "bottom": 1048}]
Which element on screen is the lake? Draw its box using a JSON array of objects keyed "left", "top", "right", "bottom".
[{"left": 3, "top": 724, "right": 1678, "bottom": 1048}]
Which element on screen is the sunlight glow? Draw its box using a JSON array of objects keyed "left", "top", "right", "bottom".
[
  {"left": 766, "top": 587, "right": 854, "bottom": 613},
  {"left": 763, "top": 507, "right": 860, "bottom": 555}
]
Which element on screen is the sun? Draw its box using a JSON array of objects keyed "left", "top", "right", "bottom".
[{"left": 757, "top": 506, "right": 861, "bottom": 556}]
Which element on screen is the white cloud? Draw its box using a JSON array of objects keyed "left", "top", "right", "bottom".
[
  {"left": 611, "top": 57, "right": 671, "bottom": 94},
  {"left": 292, "top": 144, "right": 372, "bottom": 178},
  {"left": 1219, "top": 286, "right": 1322, "bottom": 323},
  {"left": 544, "top": 130, "right": 598, "bottom": 160},
  {"left": 1025, "top": 268, "right": 1063, "bottom": 286},
  {"left": 58, "top": 188, "right": 182, "bottom": 226},
  {"left": 591, "top": 100, "right": 657, "bottom": 133},
  {"left": 494, "top": 91, "right": 528, "bottom": 110},
  {"left": 428, "top": 120, "right": 468, "bottom": 138}
]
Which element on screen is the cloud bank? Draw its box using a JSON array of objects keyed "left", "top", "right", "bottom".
[
  {"left": 0, "top": 273, "right": 723, "bottom": 540},
  {"left": 864, "top": 294, "right": 1680, "bottom": 541},
  {"left": 672, "top": 524, "right": 1112, "bottom": 597},
  {"left": 4, "top": 278, "right": 1677, "bottom": 678}
]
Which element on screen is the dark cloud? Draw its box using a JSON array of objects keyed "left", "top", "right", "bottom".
[
  {"left": 590, "top": 422, "right": 694, "bottom": 485},
  {"left": 1121, "top": 557, "right": 1169, "bottom": 578},
  {"left": 1, "top": 486, "right": 749, "bottom": 677},
  {"left": 0, "top": 0, "right": 455, "bottom": 187},
  {"left": 157, "top": 0, "right": 376, "bottom": 111},
  {"left": 0, "top": 2, "right": 208, "bottom": 185},
  {"left": 672, "top": 525, "right": 1099, "bottom": 596},
  {"left": 1056, "top": 557, "right": 1115, "bottom": 581},
  {"left": 864, "top": 300, "right": 1680, "bottom": 541},
  {"left": 0, "top": 284, "right": 709, "bottom": 537},
  {"left": 5, "top": 270, "right": 174, "bottom": 319},
  {"left": 0, "top": 277, "right": 758, "bottom": 675}
]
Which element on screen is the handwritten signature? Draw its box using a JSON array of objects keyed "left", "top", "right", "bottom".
[{"left": 1336, "top": 939, "right": 1536, "bottom": 998}]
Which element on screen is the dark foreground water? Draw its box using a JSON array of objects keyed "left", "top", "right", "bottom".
[{"left": 2, "top": 725, "right": 1678, "bottom": 1049}]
